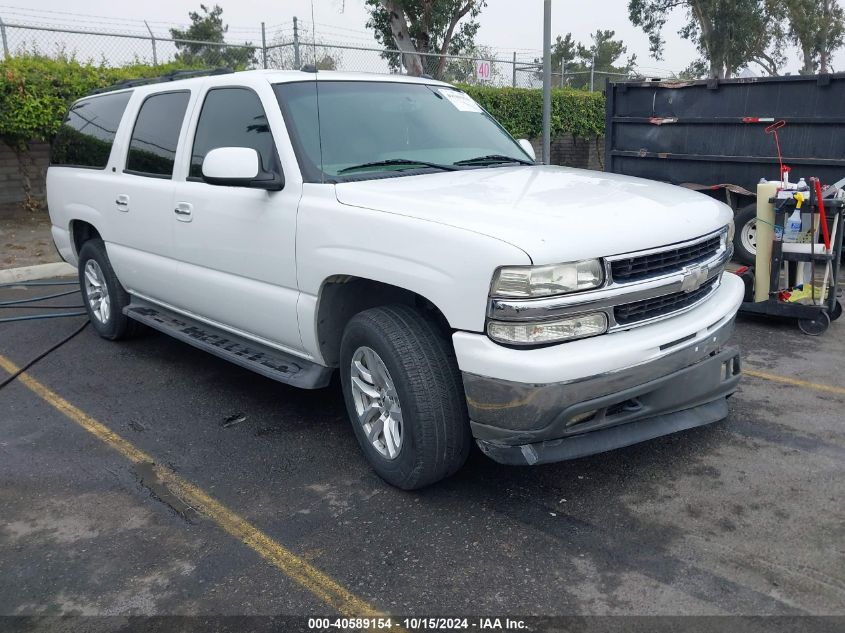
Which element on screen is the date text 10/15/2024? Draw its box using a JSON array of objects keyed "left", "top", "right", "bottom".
[{"left": 308, "top": 617, "right": 528, "bottom": 630}]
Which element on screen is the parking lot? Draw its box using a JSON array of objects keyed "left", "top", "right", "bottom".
[{"left": 1, "top": 277, "right": 844, "bottom": 625}]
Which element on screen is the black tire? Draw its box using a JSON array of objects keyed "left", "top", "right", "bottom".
[
  {"left": 339, "top": 305, "right": 471, "bottom": 490},
  {"left": 738, "top": 268, "right": 755, "bottom": 302},
  {"left": 77, "top": 239, "right": 142, "bottom": 340},
  {"left": 733, "top": 203, "right": 758, "bottom": 266},
  {"left": 830, "top": 300, "right": 842, "bottom": 322}
]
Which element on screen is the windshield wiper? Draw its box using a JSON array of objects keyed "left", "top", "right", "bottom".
[
  {"left": 453, "top": 154, "right": 534, "bottom": 166},
  {"left": 337, "top": 158, "right": 459, "bottom": 174}
]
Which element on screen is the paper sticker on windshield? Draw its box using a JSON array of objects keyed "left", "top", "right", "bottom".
[{"left": 438, "top": 89, "right": 483, "bottom": 112}]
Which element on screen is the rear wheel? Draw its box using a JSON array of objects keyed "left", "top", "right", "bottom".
[
  {"left": 733, "top": 204, "right": 757, "bottom": 266},
  {"left": 78, "top": 239, "right": 142, "bottom": 340},
  {"left": 339, "top": 305, "right": 471, "bottom": 490}
]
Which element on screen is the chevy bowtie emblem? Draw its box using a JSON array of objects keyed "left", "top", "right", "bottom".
[{"left": 680, "top": 265, "right": 708, "bottom": 293}]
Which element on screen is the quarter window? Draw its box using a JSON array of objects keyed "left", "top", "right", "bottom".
[
  {"left": 190, "top": 88, "right": 275, "bottom": 179},
  {"left": 51, "top": 91, "right": 131, "bottom": 169},
  {"left": 126, "top": 91, "right": 190, "bottom": 177}
]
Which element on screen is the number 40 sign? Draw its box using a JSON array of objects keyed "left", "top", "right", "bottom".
[{"left": 475, "top": 60, "right": 491, "bottom": 82}]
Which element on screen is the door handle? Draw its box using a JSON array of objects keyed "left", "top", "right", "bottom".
[
  {"left": 174, "top": 202, "right": 193, "bottom": 222},
  {"left": 115, "top": 194, "right": 129, "bottom": 211}
]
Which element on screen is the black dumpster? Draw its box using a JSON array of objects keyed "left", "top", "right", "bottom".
[{"left": 604, "top": 73, "right": 845, "bottom": 199}]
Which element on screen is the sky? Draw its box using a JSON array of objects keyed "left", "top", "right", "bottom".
[{"left": 5, "top": 0, "right": 842, "bottom": 76}]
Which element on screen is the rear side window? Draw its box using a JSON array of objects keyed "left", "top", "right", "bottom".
[
  {"left": 190, "top": 87, "right": 275, "bottom": 179},
  {"left": 51, "top": 91, "right": 132, "bottom": 169},
  {"left": 126, "top": 91, "right": 190, "bottom": 178}
]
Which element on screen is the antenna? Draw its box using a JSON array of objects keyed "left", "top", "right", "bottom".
[
  {"left": 311, "top": 0, "right": 318, "bottom": 71},
  {"left": 310, "top": 0, "right": 324, "bottom": 183}
]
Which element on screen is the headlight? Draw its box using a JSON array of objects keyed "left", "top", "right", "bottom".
[
  {"left": 491, "top": 259, "right": 604, "bottom": 298},
  {"left": 725, "top": 220, "right": 735, "bottom": 244},
  {"left": 487, "top": 312, "right": 608, "bottom": 345}
]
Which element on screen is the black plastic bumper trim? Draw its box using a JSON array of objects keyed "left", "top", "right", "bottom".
[{"left": 476, "top": 398, "right": 730, "bottom": 466}]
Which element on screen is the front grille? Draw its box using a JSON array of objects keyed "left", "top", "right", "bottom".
[
  {"left": 614, "top": 276, "right": 719, "bottom": 326},
  {"left": 611, "top": 234, "right": 722, "bottom": 283}
]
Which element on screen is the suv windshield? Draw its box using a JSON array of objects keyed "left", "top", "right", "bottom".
[{"left": 273, "top": 80, "right": 533, "bottom": 182}]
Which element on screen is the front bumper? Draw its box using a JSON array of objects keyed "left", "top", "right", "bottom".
[
  {"left": 472, "top": 341, "right": 740, "bottom": 465},
  {"left": 458, "top": 275, "right": 744, "bottom": 466}
]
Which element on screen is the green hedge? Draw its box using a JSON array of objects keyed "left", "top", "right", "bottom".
[
  {"left": 0, "top": 55, "right": 200, "bottom": 144},
  {"left": 0, "top": 56, "right": 605, "bottom": 145},
  {"left": 458, "top": 84, "right": 605, "bottom": 139}
]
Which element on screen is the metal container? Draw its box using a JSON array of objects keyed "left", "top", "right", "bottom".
[{"left": 604, "top": 73, "right": 845, "bottom": 203}]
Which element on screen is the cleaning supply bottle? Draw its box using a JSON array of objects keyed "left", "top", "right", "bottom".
[{"left": 784, "top": 193, "right": 804, "bottom": 242}]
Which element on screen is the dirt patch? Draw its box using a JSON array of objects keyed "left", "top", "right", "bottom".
[{"left": 0, "top": 212, "right": 60, "bottom": 269}]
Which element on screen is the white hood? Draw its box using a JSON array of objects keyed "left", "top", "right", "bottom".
[{"left": 334, "top": 165, "right": 733, "bottom": 264}]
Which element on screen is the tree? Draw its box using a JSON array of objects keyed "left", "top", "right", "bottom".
[
  {"left": 551, "top": 33, "right": 579, "bottom": 72},
  {"left": 628, "top": 0, "right": 783, "bottom": 79},
  {"left": 365, "top": 0, "right": 486, "bottom": 78},
  {"left": 169, "top": 4, "right": 256, "bottom": 70},
  {"left": 743, "top": 1, "right": 787, "bottom": 76},
  {"left": 541, "top": 30, "right": 636, "bottom": 89},
  {"left": 785, "top": 0, "right": 845, "bottom": 73},
  {"left": 577, "top": 29, "right": 637, "bottom": 74},
  {"left": 678, "top": 59, "right": 709, "bottom": 79},
  {"left": 549, "top": 33, "right": 581, "bottom": 86}
]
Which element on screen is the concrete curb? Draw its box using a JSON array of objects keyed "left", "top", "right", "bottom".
[{"left": 0, "top": 262, "right": 76, "bottom": 285}]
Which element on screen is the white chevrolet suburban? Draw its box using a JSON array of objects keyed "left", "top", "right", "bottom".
[{"left": 47, "top": 69, "right": 743, "bottom": 489}]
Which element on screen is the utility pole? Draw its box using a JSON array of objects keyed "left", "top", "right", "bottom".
[
  {"left": 261, "top": 22, "right": 268, "bottom": 69},
  {"left": 512, "top": 51, "right": 517, "bottom": 87},
  {"left": 144, "top": 21, "right": 157, "bottom": 66},
  {"left": 542, "top": 0, "right": 551, "bottom": 165},
  {"left": 590, "top": 56, "right": 595, "bottom": 92},
  {"left": 560, "top": 59, "right": 565, "bottom": 88},
  {"left": 293, "top": 16, "right": 301, "bottom": 69}
]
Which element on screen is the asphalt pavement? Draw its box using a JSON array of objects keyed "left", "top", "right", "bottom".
[{"left": 1, "top": 278, "right": 843, "bottom": 630}]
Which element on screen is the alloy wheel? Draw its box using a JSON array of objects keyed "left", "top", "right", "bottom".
[
  {"left": 84, "top": 259, "right": 110, "bottom": 324},
  {"left": 349, "top": 346, "right": 403, "bottom": 459}
]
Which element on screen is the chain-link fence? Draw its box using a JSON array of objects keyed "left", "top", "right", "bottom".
[{"left": 0, "top": 15, "right": 646, "bottom": 90}]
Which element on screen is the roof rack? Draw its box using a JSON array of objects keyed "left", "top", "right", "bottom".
[{"left": 88, "top": 67, "right": 234, "bottom": 95}]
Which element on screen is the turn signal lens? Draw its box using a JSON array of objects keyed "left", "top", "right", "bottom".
[{"left": 487, "top": 312, "right": 608, "bottom": 345}]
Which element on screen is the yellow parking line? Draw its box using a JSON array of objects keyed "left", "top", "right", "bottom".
[
  {"left": 0, "top": 353, "right": 383, "bottom": 618},
  {"left": 744, "top": 368, "right": 845, "bottom": 396}
]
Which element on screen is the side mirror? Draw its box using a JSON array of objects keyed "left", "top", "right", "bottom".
[
  {"left": 201, "top": 147, "right": 284, "bottom": 190},
  {"left": 517, "top": 139, "right": 537, "bottom": 162}
]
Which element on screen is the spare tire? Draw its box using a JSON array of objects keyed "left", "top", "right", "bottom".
[{"left": 733, "top": 203, "right": 758, "bottom": 266}]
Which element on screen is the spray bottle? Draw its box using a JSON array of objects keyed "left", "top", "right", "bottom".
[{"left": 784, "top": 192, "right": 804, "bottom": 243}]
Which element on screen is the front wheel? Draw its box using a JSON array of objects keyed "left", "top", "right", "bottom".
[
  {"left": 339, "top": 305, "right": 471, "bottom": 490},
  {"left": 78, "top": 239, "right": 141, "bottom": 340}
]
